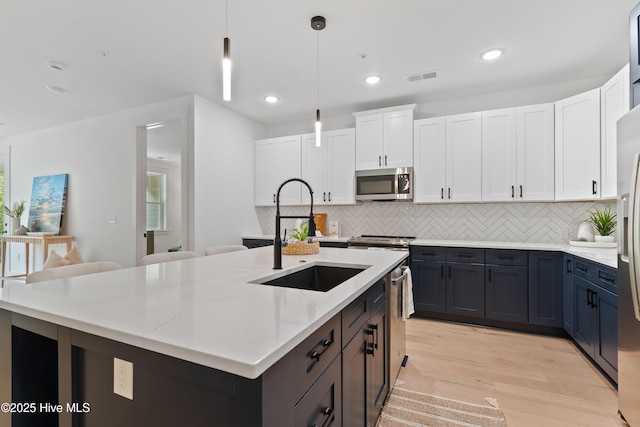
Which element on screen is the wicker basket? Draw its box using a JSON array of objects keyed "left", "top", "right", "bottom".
[{"left": 282, "top": 240, "right": 320, "bottom": 255}]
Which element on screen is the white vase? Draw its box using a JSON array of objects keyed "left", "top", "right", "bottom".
[
  {"left": 577, "top": 222, "right": 595, "bottom": 242},
  {"left": 10, "top": 217, "right": 20, "bottom": 235},
  {"left": 594, "top": 235, "right": 615, "bottom": 243}
]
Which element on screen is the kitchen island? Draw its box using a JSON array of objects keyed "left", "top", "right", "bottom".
[{"left": 0, "top": 246, "right": 407, "bottom": 427}]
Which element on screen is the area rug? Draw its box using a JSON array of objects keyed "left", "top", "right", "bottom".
[{"left": 376, "top": 387, "right": 508, "bottom": 427}]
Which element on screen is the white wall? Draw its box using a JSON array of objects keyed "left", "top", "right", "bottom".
[
  {"left": 192, "top": 95, "right": 265, "bottom": 253},
  {"left": 264, "top": 75, "right": 610, "bottom": 137}
]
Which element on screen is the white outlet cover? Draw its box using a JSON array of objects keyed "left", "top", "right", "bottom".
[{"left": 113, "top": 357, "right": 133, "bottom": 400}]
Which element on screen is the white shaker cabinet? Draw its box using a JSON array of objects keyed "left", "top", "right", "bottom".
[
  {"left": 481, "top": 104, "right": 555, "bottom": 202},
  {"left": 445, "top": 112, "right": 482, "bottom": 202},
  {"left": 555, "top": 88, "right": 601, "bottom": 200},
  {"left": 255, "top": 135, "right": 302, "bottom": 206},
  {"left": 414, "top": 113, "right": 482, "bottom": 203},
  {"left": 301, "top": 128, "right": 356, "bottom": 205},
  {"left": 354, "top": 104, "right": 415, "bottom": 170},
  {"left": 600, "top": 64, "right": 630, "bottom": 199}
]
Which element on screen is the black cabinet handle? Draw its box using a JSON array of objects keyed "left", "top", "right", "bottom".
[
  {"left": 576, "top": 265, "right": 588, "bottom": 273},
  {"left": 457, "top": 254, "right": 473, "bottom": 259},
  {"left": 420, "top": 252, "right": 437, "bottom": 257},
  {"left": 519, "top": 185, "right": 523, "bottom": 198},
  {"left": 385, "top": 155, "right": 388, "bottom": 166},
  {"left": 441, "top": 188, "right": 444, "bottom": 200},
  {"left": 566, "top": 259, "right": 572, "bottom": 273},
  {"left": 378, "top": 155, "right": 382, "bottom": 167},
  {"left": 448, "top": 266, "right": 452, "bottom": 279},
  {"left": 448, "top": 188, "right": 451, "bottom": 199},
  {"left": 511, "top": 185, "right": 514, "bottom": 198},
  {"left": 306, "top": 337, "right": 334, "bottom": 373},
  {"left": 323, "top": 192, "right": 326, "bottom": 202},
  {"left": 371, "top": 323, "right": 379, "bottom": 351},
  {"left": 328, "top": 192, "right": 331, "bottom": 202},
  {"left": 488, "top": 268, "right": 492, "bottom": 282},
  {"left": 592, "top": 180, "right": 597, "bottom": 195},
  {"left": 497, "top": 256, "right": 515, "bottom": 261},
  {"left": 591, "top": 290, "right": 598, "bottom": 309},
  {"left": 273, "top": 194, "right": 276, "bottom": 203},
  {"left": 587, "top": 289, "right": 593, "bottom": 308},
  {"left": 440, "top": 265, "right": 444, "bottom": 278},
  {"left": 598, "top": 272, "right": 615, "bottom": 283},
  {"left": 312, "top": 407, "right": 334, "bottom": 427}
]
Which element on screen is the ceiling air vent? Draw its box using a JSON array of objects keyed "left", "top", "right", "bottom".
[{"left": 406, "top": 71, "right": 437, "bottom": 82}]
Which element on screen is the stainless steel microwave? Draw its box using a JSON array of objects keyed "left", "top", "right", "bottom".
[{"left": 355, "top": 167, "right": 413, "bottom": 201}]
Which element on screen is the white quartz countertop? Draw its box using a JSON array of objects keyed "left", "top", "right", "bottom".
[
  {"left": 411, "top": 239, "right": 617, "bottom": 268},
  {"left": 0, "top": 247, "right": 406, "bottom": 379},
  {"left": 243, "top": 234, "right": 350, "bottom": 243}
]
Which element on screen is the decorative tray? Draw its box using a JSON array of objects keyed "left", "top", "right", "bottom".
[
  {"left": 569, "top": 240, "right": 617, "bottom": 248},
  {"left": 26, "top": 232, "right": 55, "bottom": 236}
]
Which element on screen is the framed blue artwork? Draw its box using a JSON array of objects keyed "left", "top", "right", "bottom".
[{"left": 27, "top": 174, "right": 69, "bottom": 235}]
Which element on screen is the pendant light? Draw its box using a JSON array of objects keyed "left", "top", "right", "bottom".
[
  {"left": 311, "top": 16, "right": 325, "bottom": 147},
  {"left": 222, "top": 0, "right": 231, "bottom": 101}
]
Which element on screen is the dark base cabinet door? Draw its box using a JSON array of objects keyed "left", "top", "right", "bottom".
[
  {"left": 485, "top": 265, "right": 528, "bottom": 323},
  {"left": 342, "top": 327, "right": 369, "bottom": 427},
  {"left": 412, "top": 262, "right": 446, "bottom": 313},
  {"left": 563, "top": 255, "right": 574, "bottom": 337},
  {"left": 369, "top": 305, "right": 388, "bottom": 427},
  {"left": 529, "top": 252, "right": 563, "bottom": 327},
  {"left": 573, "top": 276, "right": 598, "bottom": 356},
  {"left": 595, "top": 287, "right": 618, "bottom": 382},
  {"left": 446, "top": 263, "right": 485, "bottom": 318}
]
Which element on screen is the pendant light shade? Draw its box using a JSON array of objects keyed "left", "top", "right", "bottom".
[
  {"left": 223, "top": 37, "right": 231, "bottom": 101},
  {"left": 312, "top": 16, "right": 325, "bottom": 147}
]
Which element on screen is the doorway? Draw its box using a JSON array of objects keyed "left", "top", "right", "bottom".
[{"left": 135, "top": 107, "right": 191, "bottom": 265}]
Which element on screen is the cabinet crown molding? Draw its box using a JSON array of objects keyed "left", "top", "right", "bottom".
[{"left": 353, "top": 103, "right": 416, "bottom": 117}]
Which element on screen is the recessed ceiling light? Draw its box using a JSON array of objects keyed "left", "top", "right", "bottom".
[
  {"left": 481, "top": 48, "right": 504, "bottom": 61},
  {"left": 264, "top": 95, "right": 279, "bottom": 103},
  {"left": 45, "top": 85, "right": 67, "bottom": 94},
  {"left": 364, "top": 75, "right": 381, "bottom": 85}
]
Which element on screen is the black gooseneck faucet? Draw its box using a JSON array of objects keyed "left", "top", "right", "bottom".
[{"left": 274, "top": 178, "right": 316, "bottom": 269}]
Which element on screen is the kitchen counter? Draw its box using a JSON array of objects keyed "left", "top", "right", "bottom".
[
  {"left": 0, "top": 246, "right": 406, "bottom": 379},
  {"left": 411, "top": 239, "right": 617, "bottom": 268},
  {"left": 242, "top": 234, "right": 350, "bottom": 243}
]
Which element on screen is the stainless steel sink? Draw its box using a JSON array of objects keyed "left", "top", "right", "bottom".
[{"left": 252, "top": 263, "right": 367, "bottom": 292}]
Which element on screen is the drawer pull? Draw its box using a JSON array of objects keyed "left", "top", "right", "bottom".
[
  {"left": 576, "top": 265, "right": 588, "bottom": 273},
  {"left": 306, "top": 338, "right": 334, "bottom": 373},
  {"left": 598, "top": 272, "right": 615, "bottom": 283},
  {"left": 566, "top": 259, "right": 572, "bottom": 273},
  {"left": 457, "top": 254, "right": 473, "bottom": 259},
  {"left": 497, "top": 256, "right": 515, "bottom": 261}
]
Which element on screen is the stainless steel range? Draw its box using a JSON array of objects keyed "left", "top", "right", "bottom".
[
  {"left": 347, "top": 234, "right": 414, "bottom": 393},
  {"left": 347, "top": 235, "right": 415, "bottom": 251}
]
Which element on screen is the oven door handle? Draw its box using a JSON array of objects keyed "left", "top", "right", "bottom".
[{"left": 391, "top": 266, "right": 409, "bottom": 285}]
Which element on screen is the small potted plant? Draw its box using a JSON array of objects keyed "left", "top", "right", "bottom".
[
  {"left": 588, "top": 205, "right": 617, "bottom": 242},
  {"left": 282, "top": 219, "right": 319, "bottom": 255},
  {"left": 4, "top": 200, "right": 26, "bottom": 235}
]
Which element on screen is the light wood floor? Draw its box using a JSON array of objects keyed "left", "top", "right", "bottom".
[{"left": 398, "top": 318, "right": 624, "bottom": 427}]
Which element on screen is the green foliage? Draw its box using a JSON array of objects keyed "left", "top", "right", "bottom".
[
  {"left": 588, "top": 206, "right": 617, "bottom": 236},
  {"left": 4, "top": 200, "right": 26, "bottom": 218},
  {"left": 292, "top": 221, "right": 309, "bottom": 241}
]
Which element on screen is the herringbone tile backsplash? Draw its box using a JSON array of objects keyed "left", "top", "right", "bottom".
[{"left": 256, "top": 201, "right": 615, "bottom": 243}]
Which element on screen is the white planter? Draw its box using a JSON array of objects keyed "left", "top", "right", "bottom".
[
  {"left": 10, "top": 217, "right": 20, "bottom": 235},
  {"left": 594, "top": 235, "right": 615, "bottom": 243},
  {"left": 577, "top": 222, "right": 595, "bottom": 242}
]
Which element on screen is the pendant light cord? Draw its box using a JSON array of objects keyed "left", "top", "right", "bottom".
[
  {"left": 225, "top": 0, "right": 229, "bottom": 36},
  {"left": 317, "top": 30, "right": 320, "bottom": 111}
]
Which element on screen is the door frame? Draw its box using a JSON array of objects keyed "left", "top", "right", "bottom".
[{"left": 134, "top": 105, "right": 193, "bottom": 265}]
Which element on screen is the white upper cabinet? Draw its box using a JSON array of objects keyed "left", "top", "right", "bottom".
[
  {"left": 414, "top": 117, "right": 446, "bottom": 203},
  {"left": 600, "top": 64, "right": 630, "bottom": 199},
  {"left": 414, "top": 113, "right": 482, "bottom": 203},
  {"left": 481, "top": 104, "right": 555, "bottom": 202},
  {"left": 555, "top": 88, "right": 601, "bottom": 201},
  {"left": 354, "top": 104, "right": 415, "bottom": 170},
  {"left": 481, "top": 108, "right": 517, "bottom": 202},
  {"left": 255, "top": 135, "right": 302, "bottom": 206},
  {"left": 301, "top": 128, "right": 356, "bottom": 205},
  {"left": 445, "top": 113, "right": 482, "bottom": 202}
]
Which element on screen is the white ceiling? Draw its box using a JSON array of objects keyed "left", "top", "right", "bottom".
[{"left": 0, "top": 0, "right": 637, "bottom": 140}]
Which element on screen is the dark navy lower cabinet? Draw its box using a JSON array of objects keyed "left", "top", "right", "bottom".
[
  {"left": 446, "top": 263, "right": 485, "bottom": 318},
  {"left": 412, "top": 260, "right": 447, "bottom": 313},
  {"left": 485, "top": 264, "right": 528, "bottom": 323},
  {"left": 563, "top": 254, "right": 574, "bottom": 336},
  {"left": 528, "top": 251, "right": 563, "bottom": 327}
]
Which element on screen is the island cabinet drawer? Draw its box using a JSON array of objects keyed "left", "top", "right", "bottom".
[
  {"left": 446, "top": 247, "right": 485, "bottom": 264},
  {"left": 411, "top": 246, "right": 446, "bottom": 262},
  {"left": 594, "top": 265, "right": 617, "bottom": 294},
  {"left": 294, "top": 353, "right": 342, "bottom": 427},
  {"left": 294, "top": 313, "right": 341, "bottom": 401},
  {"left": 370, "top": 278, "right": 387, "bottom": 315},
  {"left": 486, "top": 249, "right": 528, "bottom": 266},
  {"left": 342, "top": 290, "right": 371, "bottom": 348}
]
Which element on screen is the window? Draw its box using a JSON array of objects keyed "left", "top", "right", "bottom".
[{"left": 146, "top": 172, "right": 166, "bottom": 231}]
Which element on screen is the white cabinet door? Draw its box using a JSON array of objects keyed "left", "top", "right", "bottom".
[
  {"left": 255, "top": 138, "right": 278, "bottom": 206},
  {"left": 555, "top": 88, "right": 601, "bottom": 200},
  {"left": 481, "top": 108, "right": 517, "bottom": 202},
  {"left": 517, "top": 103, "right": 555, "bottom": 201},
  {"left": 301, "top": 133, "right": 328, "bottom": 206},
  {"left": 600, "top": 64, "right": 630, "bottom": 199},
  {"left": 255, "top": 135, "right": 302, "bottom": 206},
  {"left": 383, "top": 108, "right": 414, "bottom": 168},
  {"left": 355, "top": 113, "right": 384, "bottom": 170},
  {"left": 414, "top": 117, "right": 447, "bottom": 203},
  {"left": 446, "top": 113, "right": 482, "bottom": 202},
  {"left": 327, "top": 128, "right": 356, "bottom": 204}
]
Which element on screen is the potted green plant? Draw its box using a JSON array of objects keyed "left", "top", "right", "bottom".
[
  {"left": 4, "top": 200, "right": 26, "bottom": 235},
  {"left": 588, "top": 205, "right": 616, "bottom": 242}
]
